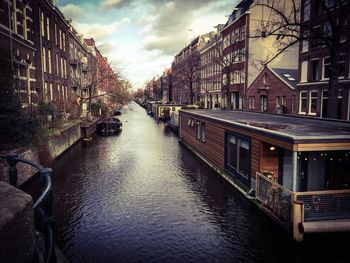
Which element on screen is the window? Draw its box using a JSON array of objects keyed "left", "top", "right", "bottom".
[
  {"left": 248, "top": 96, "right": 255, "bottom": 109},
  {"left": 54, "top": 23, "right": 57, "bottom": 45},
  {"left": 338, "top": 89, "right": 343, "bottom": 119},
  {"left": 49, "top": 83, "right": 53, "bottom": 101},
  {"left": 276, "top": 96, "right": 280, "bottom": 108},
  {"left": 324, "top": 22, "right": 332, "bottom": 38},
  {"left": 300, "top": 61, "right": 308, "bottom": 82},
  {"left": 56, "top": 53, "right": 59, "bottom": 75},
  {"left": 44, "top": 82, "right": 48, "bottom": 102},
  {"left": 41, "top": 12, "right": 45, "bottom": 37},
  {"left": 322, "top": 57, "right": 331, "bottom": 79},
  {"left": 46, "top": 17, "right": 50, "bottom": 40},
  {"left": 309, "top": 91, "right": 318, "bottom": 115},
  {"left": 299, "top": 91, "right": 308, "bottom": 113},
  {"left": 59, "top": 29, "right": 62, "bottom": 49},
  {"left": 303, "top": 0, "right": 310, "bottom": 21},
  {"left": 338, "top": 55, "right": 345, "bottom": 78},
  {"left": 311, "top": 59, "right": 319, "bottom": 81},
  {"left": 48, "top": 49, "right": 52, "bottom": 73},
  {"left": 301, "top": 40, "right": 309, "bottom": 53},
  {"left": 260, "top": 95, "right": 268, "bottom": 112},
  {"left": 281, "top": 96, "right": 286, "bottom": 106},
  {"left": 63, "top": 32, "right": 66, "bottom": 51},
  {"left": 42, "top": 47, "right": 46, "bottom": 72},
  {"left": 321, "top": 90, "right": 328, "bottom": 118},
  {"left": 225, "top": 133, "right": 251, "bottom": 183},
  {"left": 196, "top": 121, "right": 206, "bottom": 142},
  {"left": 23, "top": 6, "right": 28, "bottom": 40}
]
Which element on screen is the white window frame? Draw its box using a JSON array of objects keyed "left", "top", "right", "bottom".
[
  {"left": 322, "top": 57, "right": 330, "bottom": 80},
  {"left": 320, "top": 89, "right": 328, "bottom": 118},
  {"left": 299, "top": 91, "right": 308, "bottom": 114},
  {"left": 300, "top": 61, "right": 308, "bottom": 82},
  {"left": 308, "top": 90, "right": 318, "bottom": 115}
]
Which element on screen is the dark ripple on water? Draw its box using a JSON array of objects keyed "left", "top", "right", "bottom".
[{"left": 51, "top": 103, "right": 350, "bottom": 263}]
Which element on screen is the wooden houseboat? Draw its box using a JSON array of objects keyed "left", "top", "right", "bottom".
[
  {"left": 153, "top": 104, "right": 184, "bottom": 121},
  {"left": 166, "top": 112, "right": 180, "bottom": 133},
  {"left": 179, "top": 109, "right": 350, "bottom": 241}
]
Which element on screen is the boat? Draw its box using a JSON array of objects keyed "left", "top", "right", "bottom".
[{"left": 97, "top": 117, "right": 122, "bottom": 135}]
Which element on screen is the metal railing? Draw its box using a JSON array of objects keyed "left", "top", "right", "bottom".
[
  {"left": 295, "top": 190, "right": 350, "bottom": 221},
  {"left": 0, "top": 153, "right": 55, "bottom": 263},
  {"left": 256, "top": 172, "right": 293, "bottom": 223}
]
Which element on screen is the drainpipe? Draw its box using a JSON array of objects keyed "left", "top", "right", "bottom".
[{"left": 8, "top": 1, "right": 14, "bottom": 88}]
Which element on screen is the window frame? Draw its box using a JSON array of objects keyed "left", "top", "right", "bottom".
[
  {"left": 308, "top": 90, "right": 318, "bottom": 115},
  {"left": 224, "top": 132, "right": 251, "bottom": 186},
  {"left": 299, "top": 91, "right": 308, "bottom": 114}
]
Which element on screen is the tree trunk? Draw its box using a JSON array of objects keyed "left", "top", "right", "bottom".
[
  {"left": 190, "top": 80, "right": 194, "bottom": 104},
  {"left": 326, "top": 50, "right": 340, "bottom": 119},
  {"left": 226, "top": 74, "right": 231, "bottom": 110}
]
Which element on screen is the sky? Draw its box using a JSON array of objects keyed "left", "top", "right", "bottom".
[{"left": 58, "top": 0, "right": 237, "bottom": 90}]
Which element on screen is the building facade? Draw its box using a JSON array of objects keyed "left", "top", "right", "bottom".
[
  {"left": 199, "top": 28, "right": 223, "bottom": 109},
  {"left": 297, "top": 0, "right": 350, "bottom": 120},
  {"left": 247, "top": 67, "right": 298, "bottom": 114},
  {"left": 0, "top": 0, "right": 37, "bottom": 107},
  {"left": 34, "top": 0, "right": 71, "bottom": 112}
]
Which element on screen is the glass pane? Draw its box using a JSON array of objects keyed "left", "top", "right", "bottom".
[
  {"left": 238, "top": 138, "right": 250, "bottom": 178},
  {"left": 227, "top": 135, "right": 237, "bottom": 169}
]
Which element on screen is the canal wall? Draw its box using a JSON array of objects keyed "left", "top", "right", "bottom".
[
  {"left": 0, "top": 181, "right": 36, "bottom": 263},
  {"left": 0, "top": 122, "right": 81, "bottom": 186}
]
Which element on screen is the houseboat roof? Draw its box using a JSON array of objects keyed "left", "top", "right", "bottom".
[{"left": 180, "top": 110, "right": 350, "bottom": 144}]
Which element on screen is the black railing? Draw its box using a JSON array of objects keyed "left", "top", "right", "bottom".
[{"left": 0, "top": 153, "right": 55, "bottom": 263}]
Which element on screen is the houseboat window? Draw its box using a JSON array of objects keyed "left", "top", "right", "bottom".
[
  {"left": 238, "top": 139, "right": 250, "bottom": 178},
  {"left": 226, "top": 134, "right": 250, "bottom": 180},
  {"left": 196, "top": 121, "right": 206, "bottom": 142},
  {"left": 201, "top": 123, "right": 206, "bottom": 142},
  {"left": 227, "top": 135, "right": 237, "bottom": 169}
]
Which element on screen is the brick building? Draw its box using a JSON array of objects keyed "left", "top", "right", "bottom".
[
  {"left": 199, "top": 27, "right": 223, "bottom": 109},
  {"left": 34, "top": 0, "right": 71, "bottom": 112},
  {"left": 297, "top": 0, "right": 350, "bottom": 120},
  {"left": 172, "top": 34, "right": 210, "bottom": 104},
  {"left": 221, "top": 0, "right": 298, "bottom": 110},
  {"left": 0, "top": 0, "right": 37, "bottom": 107},
  {"left": 247, "top": 66, "right": 298, "bottom": 114}
]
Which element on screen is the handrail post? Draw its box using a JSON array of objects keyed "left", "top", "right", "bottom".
[
  {"left": 292, "top": 199, "right": 304, "bottom": 242},
  {"left": 6, "top": 153, "right": 18, "bottom": 187},
  {"left": 39, "top": 168, "right": 56, "bottom": 263}
]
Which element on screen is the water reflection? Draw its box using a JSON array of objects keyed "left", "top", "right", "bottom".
[{"left": 52, "top": 103, "right": 350, "bottom": 263}]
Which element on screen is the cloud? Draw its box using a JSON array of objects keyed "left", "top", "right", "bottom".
[
  {"left": 74, "top": 18, "right": 131, "bottom": 42},
  {"left": 100, "top": 0, "right": 135, "bottom": 10},
  {"left": 60, "top": 3, "right": 86, "bottom": 20},
  {"left": 140, "top": 0, "right": 228, "bottom": 55}
]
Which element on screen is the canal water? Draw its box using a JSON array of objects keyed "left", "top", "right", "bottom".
[{"left": 52, "top": 103, "right": 350, "bottom": 263}]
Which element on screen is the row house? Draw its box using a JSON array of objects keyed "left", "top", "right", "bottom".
[
  {"left": 199, "top": 27, "right": 224, "bottom": 109},
  {"left": 0, "top": 0, "right": 37, "bottom": 107},
  {"left": 297, "top": 0, "right": 350, "bottom": 120},
  {"left": 247, "top": 66, "right": 298, "bottom": 114},
  {"left": 68, "top": 30, "right": 96, "bottom": 116},
  {"left": 172, "top": 34, "right": 210, "bottom": 105},
  {"left": 35, "top": 0, "right": 71, "bottom": 112},
  {"left": 222, "top": 0, "right": 298, "bottom": 110},
  {"left": 161, "top": 68, "right": 172, "bottom": 103}
]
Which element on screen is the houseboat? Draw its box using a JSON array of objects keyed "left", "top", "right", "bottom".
[
  {"left": 153, "top": 104, "right": 184, "bottom": 121},
  {"left": 166, "top": 112, "right": 180, "bottom": 133},
  {"left": 179, "top": 109, "right": 350, "bottom": 241}
]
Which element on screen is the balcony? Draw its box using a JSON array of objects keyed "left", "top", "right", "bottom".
[{"left": 256, "top": 172, "right": 350, "bottom": 241}]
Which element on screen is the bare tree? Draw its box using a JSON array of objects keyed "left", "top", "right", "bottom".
[
  {"left": 210, "top": 30, "right": 247, "bottom": 109},
  {"left": 172, "top": 44, "right": 201, "bottom": 105},
  {"left": 251, "top": 0, "right": 350, "bottom": 118}
]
